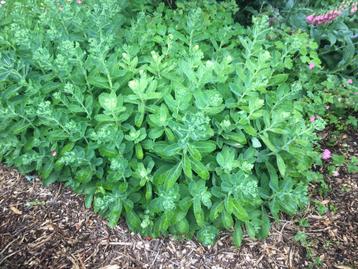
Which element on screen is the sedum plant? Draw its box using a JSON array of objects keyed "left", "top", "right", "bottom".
[{"left": 0, "top": 0, "right": 322, "bottom": 245}]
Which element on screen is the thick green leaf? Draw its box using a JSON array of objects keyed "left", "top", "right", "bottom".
[
  {"left": 175, "top": 218, "right": 190, "bottom": 234},
  {"left": 231, "top": 198, "right": 250, "bottom": 222},
  {"left": 216, "top": 146, "right": 237, "bottom": 172},
  {"left": 209, "top": 201, "right": 224, "bottom": 221},
  {"left": 88, "top": 74, "right": 111, "bottom": 89},
  {"left": 245, "top": 221, "right": 256, "bottom": 239},
  {"left": 159, "top": 212, "right": 172, "bottom": 232},
  {"left": 260, "top": 134, "right": 276, "bottom": 152},
  {"left": 183, "top": 153, "right": 192, "bottom": 178},
  {"left": 193, "top": 198, "right": 205, "bottom": 227},
  {"left": 232, "top": 223, "right": 243, "bottom": 247},
  {"left": 188, "top": 144, "right": 202, "bottom": 161},
  {"left": 266, "top": 162, "right": 279, "bottom": 191},
  {"left": 99, "top": 91, "right": 117, "bottom": 111},
  {"left": 40, "top": 160, "right": 54, "bottom": 180},
  {"left": 221, "top": 210, "right": 234, "bottom": 229},
  {"left": 75, "top": 168, "right": 93, "bottom": 183},
  {"left": 192, "top": 141, "right": 216, "bottom": 154},
  {"left": 108, "top": 203, "right": 122, "bottom": 228},
  {"left": 251, "top": 137, "right": 262, "bottom": 148},
  {"left": 258, "top": 209, "right": 270, "bottom": 239},
  {"left": 276, "top": 153, "right": 286, "bottom": 177},
  {"left": 125, "top": 210, "right": 141, "bottom": 232},
  {"left": 191, "top": 158, "right": 209, "bottom": 180},
  {"left": 269, "top": 74, "right": 288, "bottom": 85},
  {"left": 165, "top": 162, "right": 182, "bottom": 189},
  {"left": 42, "top": 171, "right": 59, "bottom": 186}
]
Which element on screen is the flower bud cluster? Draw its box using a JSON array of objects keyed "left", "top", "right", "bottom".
[{"left": 306, "top": 2, "right": 357, "bottom": 26}]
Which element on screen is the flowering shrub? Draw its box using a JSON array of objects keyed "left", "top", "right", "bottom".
[
  {"left": 0, "top": 0, "right": 323, "bottom": 245},
  {"left": 236, "top": 0, "right": 357, "bottom": 131},
  {"left": 236, "top": 1, "right": 357, "bottom": 73}
]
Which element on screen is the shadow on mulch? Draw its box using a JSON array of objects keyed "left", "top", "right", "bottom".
[{"left": 0, "top": 130, "right": 357, "bottom": 269}]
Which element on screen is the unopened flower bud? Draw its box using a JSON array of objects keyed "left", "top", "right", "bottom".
[{"left": 128, "top": 80, "right": 137, "bottom": 89}]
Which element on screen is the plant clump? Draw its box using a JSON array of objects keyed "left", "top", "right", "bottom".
[{"left": 0, "top": 0, "right": 323, "bottom": 245}]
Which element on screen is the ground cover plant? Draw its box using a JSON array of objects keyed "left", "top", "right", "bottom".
[{"left": 0, "top": 0, "right": 330, "bottom": 246}]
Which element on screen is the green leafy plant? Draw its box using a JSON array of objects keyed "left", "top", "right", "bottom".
[
  {"left": 244, "top": 1, "right": 357, "bottom": 73},
  {"left": 298, "top": 70, "right": 357, "bottom": 133},
  {"left": 294, "top": 231, "right": 323, "bottom": 268},
  {"left": 348, "top": 156, "right": 358, "bottom": 173},
  {"left": 232, "top": 0, "right": 358, "bottom": 132},
  {"left": 0, "top": 0, "right": 323, "bottom": 245},
  {"left": 313, "top": 200, "right": 329, "bottom": 215},
  {"left": 326, "top": 154, "right": 345, "bottom": 175}
]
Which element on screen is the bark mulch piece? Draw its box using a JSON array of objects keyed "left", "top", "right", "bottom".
[{"left": 0, "top": 130, "right": 357, "bottom": 269}]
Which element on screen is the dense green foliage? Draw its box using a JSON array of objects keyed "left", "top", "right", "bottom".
[
  {"left": 0, "top": 0, "right": 333, "bottom": 245},
  {"left": 234, "top": 0, "right": 357, "bottom": 130},
  {"left": 236, "top": 0, "right": 357, "bottom": 73}
]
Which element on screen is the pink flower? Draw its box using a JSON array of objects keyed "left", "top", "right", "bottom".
[
  {"left": 309, "top": 63, "right": 315, "bottom": 70},
  {"left": 306, "top": 9, "right": 343, "bottom": 26},
  {"left": 332, "top": 170, "right": 339, "bottom": 177},
  {"left": 310, "top": 115, "right": 316, "bottom": 122},
  {"left": 306, "top": 15, "right": 314, "bottom": 23},
  {"left": 347, "top": 79, "right": 353, "bottom": 84},
  {"left": 76, "top": 0, "right": 82, "bottom": 4},
  {"left": 322, "top": 149, "right": 331, "bottom": 160},
  {"left": 335, "top": 10, "right": 342, "bottom": 16},
  {"left": 351, "top": 4, "right": 357, "bottom": 13}
]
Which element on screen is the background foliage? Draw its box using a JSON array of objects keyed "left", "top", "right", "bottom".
[{"left": 231, "top": 0, "right": 357, "bottom": 130}]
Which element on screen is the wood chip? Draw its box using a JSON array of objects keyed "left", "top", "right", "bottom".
[{"left": 9, "top": 206, "right": 22, "bottom": 215}]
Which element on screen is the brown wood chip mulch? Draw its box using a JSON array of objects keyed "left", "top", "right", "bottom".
[{"left": 0, "top": 130, "right": 357, "bottom": 269}]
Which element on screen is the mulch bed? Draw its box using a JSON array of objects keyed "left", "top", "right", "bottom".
[{"left": 0, "top": 130, "right": 357, "bottom": 269}]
